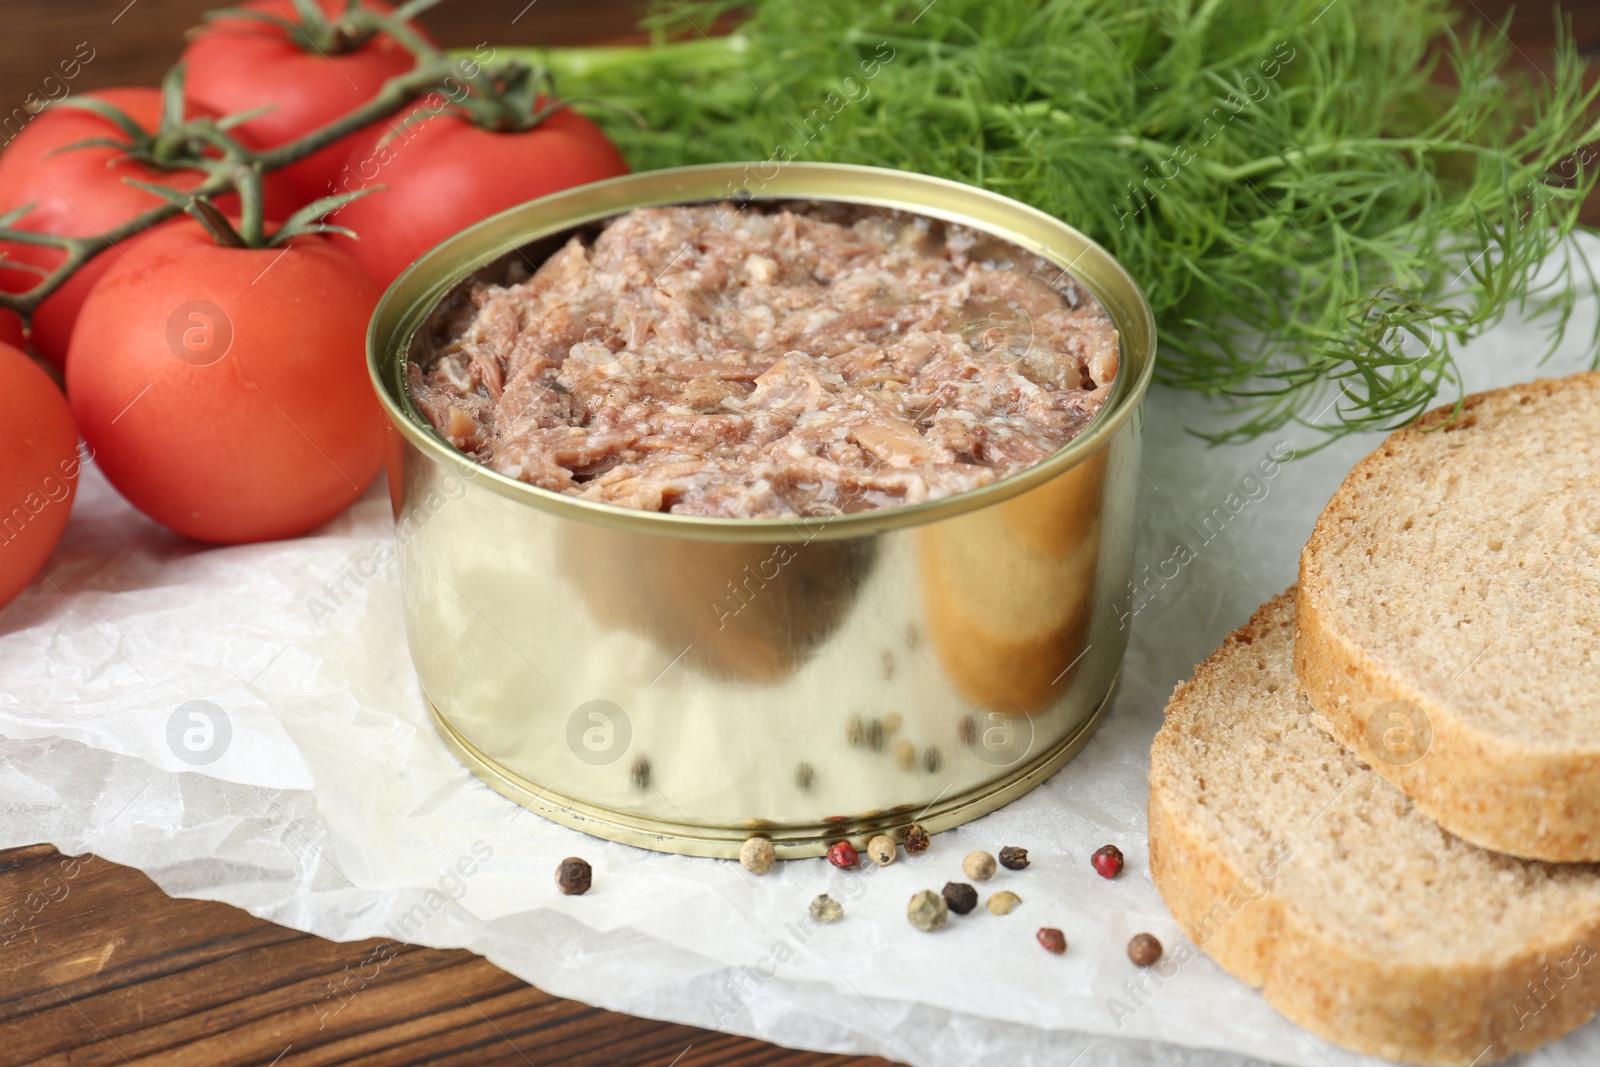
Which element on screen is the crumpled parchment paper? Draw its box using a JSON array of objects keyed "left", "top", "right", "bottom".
[{"left": 4, "top": 237, "right": 1599, "bottom": 1067}]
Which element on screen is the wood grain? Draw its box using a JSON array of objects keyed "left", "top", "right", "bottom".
[
  {"left": 0, "top": 844, "right": 897, "bottom": 1067},
  {"left": 0, "top": 0, "right": 651, "bottom": 112}
]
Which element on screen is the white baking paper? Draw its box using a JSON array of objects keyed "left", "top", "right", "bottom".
[{"left": 4, "top": 235, "right": 1600, "bottom": 1067}]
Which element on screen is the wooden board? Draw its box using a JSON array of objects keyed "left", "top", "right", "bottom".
[{"left": 0, "top": 844, "right": 897, "bottom": 1067}]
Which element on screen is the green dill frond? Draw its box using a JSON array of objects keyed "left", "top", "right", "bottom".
[{"left": 535, "top": 0, "right": 1600, "bottom": 443}]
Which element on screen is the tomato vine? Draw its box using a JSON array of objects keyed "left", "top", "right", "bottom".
[{"left": 0, "top": 0, "right": 578, "bottom": 319}]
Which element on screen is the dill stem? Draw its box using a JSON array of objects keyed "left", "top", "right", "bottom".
[{"left": 536, "top": 39, "right": 733, "bottom": 81}]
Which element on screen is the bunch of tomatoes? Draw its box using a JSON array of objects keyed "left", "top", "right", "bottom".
[{"left": 0, "top": 0, "right": 628, "bottom": 612}]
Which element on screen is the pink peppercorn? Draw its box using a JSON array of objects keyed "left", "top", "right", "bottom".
[
  {"left": 1091, "top": 844, "right": 1124, "bottom": 879},
  {"left": 827, "top": 840, "right": 860, "bottom": 870}
]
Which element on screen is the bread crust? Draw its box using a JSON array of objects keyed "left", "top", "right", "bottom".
[
  {"left": 1151, "top": 592, "right": 1600, "bottom": 1066},
  {"left": 1296, "top": 372, "right": 1600, "bottom": 862}
]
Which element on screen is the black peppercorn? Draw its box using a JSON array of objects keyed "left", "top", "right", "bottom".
[
  {"left": 556, "top": 857, "right": 592, "bottom": 895},
  {"left": 1128, "top": 933, "right": 1163, "bottom": 966},
  {"left": 923, "top": 746, "right": 942, "bottom": 774},
  {"left": 631, "top": 757, "right": 651, "bottom": 790},
  {"left": 795, "top": 762, "right": 815, "bottom": 791},
  {"left": 941, "top": 881, "right": 978, "bottom": 915},
  {"left": 998, "top": 846, "right": 1030, "bottom": 870},
  {"left": 904, "top": 823, "right": 930, "bottom": 854}
]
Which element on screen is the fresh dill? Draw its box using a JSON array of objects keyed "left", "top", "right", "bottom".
[{"left": 533, "top": 0, "right": 1600, "bottom": 443}]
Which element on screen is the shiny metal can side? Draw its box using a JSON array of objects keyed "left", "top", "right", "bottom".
[{"left": 367, "top": 163, "right": 1156, "bottom": 858}]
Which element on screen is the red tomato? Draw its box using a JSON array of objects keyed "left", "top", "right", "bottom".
[
  {"left": 181, "top": 0, "right": 424, "bottom": 204},
  {"left": 329, "top": 103, "right": 629, "bottom": 287},
  {"left": 0, "top": 311, "right": 23, "bottom": 351},
  {"left": 0, "top": 88, "right": 299, "bottom": 369},
  {"left": 66, "top": 219, "right": 383, "bottom": 544},
  {"left": 0, "top": 341, "right": 78, "bottom": 611}
]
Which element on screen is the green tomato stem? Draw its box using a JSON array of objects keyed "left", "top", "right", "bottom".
[
  {"left": 236, "top": 162, "right": 265, "bottom": 248},
  {"left": 0, "top": 55, "right": 461, "bottom": 317}
]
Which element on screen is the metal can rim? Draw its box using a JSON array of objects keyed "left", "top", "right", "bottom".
[{"left": 367, "top": 161, "right": 1156, "bottom": 543}]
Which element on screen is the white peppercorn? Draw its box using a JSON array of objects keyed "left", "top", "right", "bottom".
[
  {"left": 739, "top": 836, "right": 775, "bottom": 874},
  {"left": 866, "top": 835, "right": 897, "bottom": 866},
  {"left": 986, "top": 890, "right": 1021, "bottom": 915},
  {"left": 963, "top": 850, "right": 997, "bottom": 881}
]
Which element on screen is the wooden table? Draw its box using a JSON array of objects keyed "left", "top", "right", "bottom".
[
  {"left": 0, "top": 843, "right": 894, "bottom": 1067},
  {"left": 1, "top": 1, "right": 1593, "bottom": 1064}
]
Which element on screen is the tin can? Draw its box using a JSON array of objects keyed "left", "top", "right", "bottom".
[{"left": 368, "top": 163, "right": 1155, "bottom": 858}]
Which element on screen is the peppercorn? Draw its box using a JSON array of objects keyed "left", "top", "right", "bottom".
[
  {"left": 795, "top": 762, "right": 815, "bottom": 791},
  {"left": 894, "top": 739, "right": 916, "bottom": 771},
  {"left": 962, "top": 850, "right": 997, "bottom": 881},
  {"left": 904, "top": 823, "right": 930, "bottom": 854},
  {"left": 1037, "top": 927, "right": 1067, "bottom": 955},
  {"left": 1128, "top": 933, "right": 1163, "bottom": 966},
  {"left": 866, "top": 718, "right": 885, "bottom": 751},
  {"left": 810, "top": 893, "right": 844, "bottom": 924},
  {"left": 555, "top": 857, "right": 592, "bottom": 896},
  {"left": 739, "top": 836, "right": 775, "bottom": 874},
  {"left": 923, "top": 746, "right": 942, "bottom": 774},
  {"left": 941, "top": 881, "right": 978, "bottom": 915},
  {"left": 631, "top": 757, "right": 651, "bottom": 791},
  {"left": 986, "top": 890, "right": 1021, "bottom": 915},
  {"left": 1092, "top": 844, "right": 1125, "bottom": 879},
  {"left": 866, "top": 835, "right": 897, "bottom": 866},
  {"left": 827, "top": 840, "right": 859, "bottom": 870},
  {"left": 998, "top": 846, "right": 1030, "bottom": 870},
  {"left": 846, "top": 715, "right": 865, "bottom": 746},
  {"left": 907, "top": 889, "right": 948, "bottom": 932},
  {"left": 958, "top": 715, "right": 977, "bottom": 746},
  {"left": 884, "top": 711, "right": 902, "bottom": 734}
]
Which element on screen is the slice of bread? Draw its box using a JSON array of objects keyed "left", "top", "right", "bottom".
[
  {"left": 1296, "top": 372, "right": 1600, "bottom": 861},
  {"left": 1149, "top": 590, "right": 1600, "bottom": 1066}
]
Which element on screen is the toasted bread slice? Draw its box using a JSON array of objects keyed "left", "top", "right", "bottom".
[
  {"left": 1297, "top": 372, "right": 1600, "bottom": 861},
  {"left": 1150, "top": 590, "right": 1600, "bottom": 1066}
]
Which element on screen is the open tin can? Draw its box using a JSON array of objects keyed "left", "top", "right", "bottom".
[{"left": 367, "top": 163, "right": 1155, "bottom": 858}]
